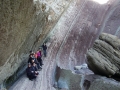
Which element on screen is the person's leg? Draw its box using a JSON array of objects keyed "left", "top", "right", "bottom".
[
  {"left": 43, "top": 50, "right": 47, "bottom": 57},
  {"left": 31, "top": 73, "right": 36, "bottom": 80},
  {"left": 27, "top": 74, "right": 34, "bottom": 80},
  {"left": 37, "top": 57, "right": 40, "bottom": 65},
  {"left": 36, "top": 63, "right": 41, "bottom": 69},
  {"left": 33, "top": 73, "right": 37, "bottom": 79},
  {"left": 37, "top": 57, "right": 42, "bottom": 69},
  {"left": 39, "top": 58, "right": 42, "bottom": 66},
  {"left": 41, "top": 59, "right": 44, "bottom": 65},
  {"left": 27, "top": 74, "right": 31, "bottom": 80}
]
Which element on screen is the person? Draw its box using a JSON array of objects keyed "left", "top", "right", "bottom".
[
  {"left": 37, "top": 50, "right": 43, "bottom": 67},
  {"left": 34, "top": 51, "right": 42, "bottom": 69},
  {"left": 26, "top": 63, "right": 32, "bottom": 80},
  {"left": 32, "top": 63, "right": 39, "bottom": 75},
  {"left": 29, "top": 50, "right": 34, "bottom": 55},
  {"left": 34, "top": 51, "right": 38, "bottom": 59},
  {"left": 28, "top": 51, "right": 42, "bottom": 69},
  {"left": 42, "top": 43, "right": 47, "bottom": 57},
  {"left": 28, "top": 54, "right": 34, "bottom": 64},
  {"left": 39, "top": 48, "right": 42, "bottom": 57},
  {"left": 39, "top": 48, "right": 44, "bottom": 65},
  {"left": 26, "top": 63, "right": 37, "bottom": 80},
  {"left": 31, "top": 58, "right": 42, "bottom": 70}
]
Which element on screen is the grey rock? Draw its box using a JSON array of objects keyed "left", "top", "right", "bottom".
[
  {"left": 56, "top": 66, "right": 120, "bottom": 90},
  {"left": 53, "top": 82, "right": 58, "bottom": 88},
  {"left": 1, "top": 0, "right": 120, "bottom": 89},
  {"left": 74, "top": 63, "right": 88, "bottom": 70},
  {"left": 87, "top": 33, "right": 120, "bottom": 77},
  {"left": 89, "top": 77, "right": 120, "bottom": 90},
  {"left": 0, "top": 0, "right": 71, "bottom": 88}
]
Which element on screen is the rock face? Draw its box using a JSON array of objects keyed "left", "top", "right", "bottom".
[
  {"left": 0, "top": 0, "right": 71, "bottom": 88},
  {"left": 8, "top": 0, "right": 113, "bottom": 89},
  {"left": 89, "top": 77, "right": 120, "bottom": 90},
  {"left": 87, "top": 33, "right": 120, "bottom": 77},
  {"left": 55, "top": 67, "right": 120, "bottom": 90},
  {"left": 1, "top": 0, "right": 120, "bottom": 90}
]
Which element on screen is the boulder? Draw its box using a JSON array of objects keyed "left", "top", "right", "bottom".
[
  {"left": 55, "top": 66, "right": 120, "bottom": 90},
  {"left": 89, "top": 77, "right": 120, "bottom": 90},
  {"left": 87, "top": 33, "right": 120, "bottom": 77}
]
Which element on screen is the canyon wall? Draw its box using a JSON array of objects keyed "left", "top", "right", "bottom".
[
  {"left": 1, "top": 0, "right": 120, "bottom": 90},
  {"left": 0, "top": 0, "right": 71, "bottom": 88}
]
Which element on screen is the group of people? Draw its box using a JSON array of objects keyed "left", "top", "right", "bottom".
[{"left": 26, "top": 43, "right": 47, "bottom": 80}]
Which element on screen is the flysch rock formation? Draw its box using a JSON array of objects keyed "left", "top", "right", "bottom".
[
  {"left": 1, "top": 0, "right": 120, "bottom": 90},
  {"left": 87, "top": 33, "right": 120, "bottom": 77}
]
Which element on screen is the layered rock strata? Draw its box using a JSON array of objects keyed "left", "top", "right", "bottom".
[{"left": 87, "top": 33, "right": 120, "bottom": 77}]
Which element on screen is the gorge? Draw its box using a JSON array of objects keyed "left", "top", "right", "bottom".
[{"left": 0, "top": 0, "right": 120, "bottom": 90}]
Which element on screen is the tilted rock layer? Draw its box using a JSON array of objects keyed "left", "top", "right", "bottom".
[
  {"left": 0, "top": 0, "right": 71, "bottom": 87},
  {"left": 87, "top": 33, "right": 120, "bottom": 77}
]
